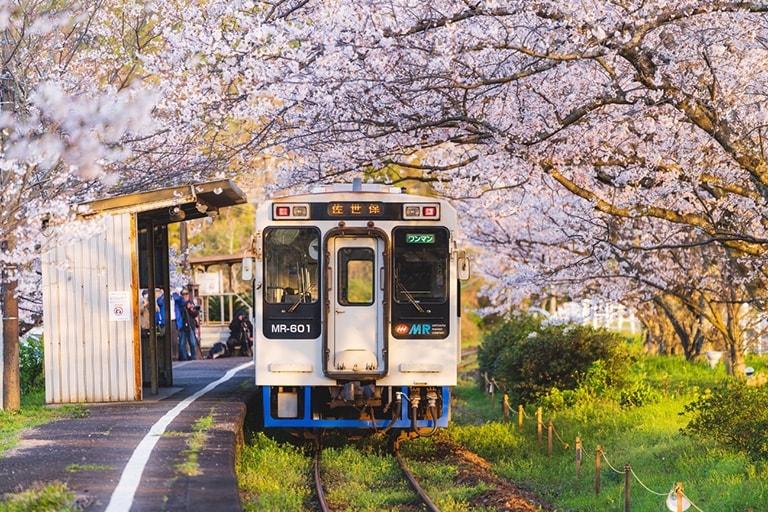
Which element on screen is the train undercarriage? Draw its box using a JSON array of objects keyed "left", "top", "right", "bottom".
[{"left": 261, "top": 384, "right": 449, "bottom": 434}]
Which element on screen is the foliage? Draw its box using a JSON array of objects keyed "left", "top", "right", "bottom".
[
  {"left": 19, "top": 335, "right": 45, "bottom": 395},
  {"left": 0, "top": 397, "right": 65, "bottom": 455},
  {"left": 683, "top": 380, "right": 768, "bottom": 460},
  {"left": 0, "top": 481, "right": 77, "bottom": 512},
  {"left": 238, "top": 432, "right": 313, "bottom": 512},
  {"left": 475, "top": 313, "right": 541, "bottom": 388},
  {"left": 6, "top": 0, "right": 768, "bottom": 411},
  {"left": 320, "top": 446, "right": 415, "bottom": 511},
  {"left": 618, "top": 381, "right": 661, "bottom": 409},
  {"left": 478, "top": 316, "right": 632, "bottom": 402},
  {"left": 451, "top": 354, "right": 768, "bottom": 511}
]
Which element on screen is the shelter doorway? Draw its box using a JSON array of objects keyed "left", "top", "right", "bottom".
[{"left": 138, "top": 221, "right": 173, "bottom": 393}]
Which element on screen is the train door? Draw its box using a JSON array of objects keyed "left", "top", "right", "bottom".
[{"left": 325, "top": 233, "right": 388, "bottom": 378}]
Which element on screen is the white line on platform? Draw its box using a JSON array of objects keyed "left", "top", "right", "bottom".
[{"left": 104, "top": 361, "right": 254, "bottom": 512}]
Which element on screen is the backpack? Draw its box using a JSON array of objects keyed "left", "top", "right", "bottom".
[{"left": 207, "top": 341, "right": 229, "bottom": 359}]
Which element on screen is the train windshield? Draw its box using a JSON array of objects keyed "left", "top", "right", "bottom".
[
  {"left": 263, "top": 227, "right": 320, "bottom": 305},
  {"left": 392, "top": 227, "right": 449, "bottom": 304}
]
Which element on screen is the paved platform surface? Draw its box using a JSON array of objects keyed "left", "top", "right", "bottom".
[{"left": 0, "top": 358, "right": 257, "bottom": 512}]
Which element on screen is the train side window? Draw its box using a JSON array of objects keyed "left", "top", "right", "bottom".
[
  {"left": 338, "top": 247, "right": 374, "bottom": 306},
  {"left": 263, "top": 227, "right": 320, "bottom": 305},
  {"left": 393, "top": 227, "right": 449, "bottom": 303}
]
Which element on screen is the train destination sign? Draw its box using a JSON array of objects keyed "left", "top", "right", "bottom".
[{"left": 326, "top": 202, "right": 385, "bottom": 217}]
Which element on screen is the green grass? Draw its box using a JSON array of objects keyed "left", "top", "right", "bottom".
[
  {"left": 238, "top": 432, "right": 313, "bottom": 511},
  {"left": 321, "top": 446, "right": 416, "bottom": 511},
  {"left": 451, "top": 355, "right": 768, "bottom": 511},
  {"left": 236, "top": 354, "right": 768, "bottom": 511},
  {"left": 6, "top": 352, "right": 768, "bottom": 511},
  {"left": 0, "top": 481, "right": 78, "bottom": 512},
  {"left": 171, "top": 409, "right": 215, "bottom": 476},
  {"left": 0, "top": 391, "right": 67, "bottom": 456},
  {"left": 66, "top": 463, "right": 113, "bottom": 472}
]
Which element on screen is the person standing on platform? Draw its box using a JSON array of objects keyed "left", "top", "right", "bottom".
[
  {"left": 155, "top": 288, "right": 166, "bottom": 335},
  {"left": 175, "top": 289, "right": 200, "bottom": 360}
]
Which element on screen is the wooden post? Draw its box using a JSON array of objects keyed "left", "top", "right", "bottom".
[
  {"left": 502, "top": 394, "right": 509, "bottom": 423},
  {"left": 537, "top": 407, "right": 543, "bottom": 444},
  {"left": 624, "top": 464, "right": 631, "bottom": 512},
  {"left": 675, "top": 482, "right": 683, "bottom": 512},
  {"left": 595, "top": 445, "right": 602, "bottom": 495},
  {"left": 547, "top": 420, "right": 553, "bottom": 458},
  {"left": 575, "top": 437, "right": 582, "bottom": 478},
  {"left": 518, "top": 404, "right": 523, "bottom": 431}
]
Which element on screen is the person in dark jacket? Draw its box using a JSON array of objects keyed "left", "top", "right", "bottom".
[
  {"left": 175, "top": 290, "right": 200, "bottom": 360},
  {"left": 228, "top": 310, "right": 253, "bottom": 356}
]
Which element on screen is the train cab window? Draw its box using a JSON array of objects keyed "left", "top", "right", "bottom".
[
  {"left": 338, "top": 247, "right": 375, "bottom": 306},
  {"left": 392, "top": 227, "right": 449, "bottom": 303},
  {"left": 263, "top": 228, "right": 320, "bottom": 305}
]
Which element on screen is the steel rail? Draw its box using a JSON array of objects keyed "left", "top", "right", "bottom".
[
  {"left": 393, "top": 441, "right": 441, "bottom": 512},
  {"left": 314, "top": 444, "right": 331, "bottom": 512}
]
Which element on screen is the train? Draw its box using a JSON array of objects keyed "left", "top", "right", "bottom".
[{"left": 246, "top": 179, "right": 469, "bottom": 436}]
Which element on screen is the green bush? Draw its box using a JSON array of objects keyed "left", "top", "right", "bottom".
[
  {"left": 475, "top": 313, "right": 540, "bottom": 384},
  {"left": 20, "top": 334, "right": 44, "bottom": 394},
  {"left": 618, "top": 381, "right": 661, "bottom": 408},
  {"left": 683, "top": 381, "right": 768, "bottom": 460},
  {"left": 477, "top": 315, "right": 632, "bottom": 403}
]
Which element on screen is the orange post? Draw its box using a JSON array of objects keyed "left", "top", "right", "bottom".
[
  {"left": 547, "top": 420, "right": 553, "bottom": 458},
  {"left": 595, "top": 445, "right": 602, "bottom": 495},
  {"left": 518, "top": 404, "right": 523, "bottom": 431},
  {"left": 503, "top": 394, "right": 509, "bottom": 423},
  {"left": 575, "top": 437, "right": 582, "bottom": 478},
  {"left": 537, "top": 407, "right": 543, "bottom": 444},
  {"left": 624, "top": 464, "right": 631, "bottom": 512}
]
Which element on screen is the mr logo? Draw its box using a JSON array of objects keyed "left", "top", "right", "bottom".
[
  {"left": 395, "top": 323, "right": 432, "bottom": 335},
  {"left": 409, "top": 324, "right": 432, "bottom": 335}
]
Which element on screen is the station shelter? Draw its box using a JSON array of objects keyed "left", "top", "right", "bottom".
[{"left": 41, "top": 180, "right": 247, "bottom": 404}]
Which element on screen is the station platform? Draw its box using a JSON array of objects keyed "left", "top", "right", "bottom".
[{"left": 0, "top": 358, "right": 257, "bottom": 512}]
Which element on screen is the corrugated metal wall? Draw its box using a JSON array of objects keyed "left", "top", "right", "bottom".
[{"left": 42, "top": 214, "right": 140, "bottom": 403}]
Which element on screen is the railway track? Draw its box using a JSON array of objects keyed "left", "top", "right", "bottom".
[{"left": 313, "top": 436, "right": 441, "bottom": 512}]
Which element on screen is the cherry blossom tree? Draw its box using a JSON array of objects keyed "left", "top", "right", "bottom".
[
  {"left": 0, "top": 0, "right": 160, "bottom": 410},
  {"left": 140, "top": 0, "right": 768, "bottom": 373},
  {"left": 4, "top": 0, "right": 768, "bottom": 399}
]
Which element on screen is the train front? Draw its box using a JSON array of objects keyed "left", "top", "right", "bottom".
[{"left": 250, "top": 183, "right": 469, "bottom": 436}]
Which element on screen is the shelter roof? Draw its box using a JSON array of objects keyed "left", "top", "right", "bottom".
[{"left": 77, "top": 179, "right": 248, "bottom": 224}]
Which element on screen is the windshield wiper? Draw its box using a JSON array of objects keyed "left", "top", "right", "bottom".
[
  {"left": 397, "top": 281, "right": 428, "bottom": 313},
  {"left": 288, "top": 283, "right": 316, "bottom": 313}
]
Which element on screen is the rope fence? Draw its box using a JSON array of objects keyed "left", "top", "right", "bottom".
[
  {"left": 484, "top": 372, "right": 720, "bottom": 512},
  {"left": 504, "top": 397, "right": 706, "bottom": 511}
]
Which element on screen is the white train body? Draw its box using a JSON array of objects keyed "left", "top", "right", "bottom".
[{"left": 251, "top": 181, "right": 466, "bottom": 431}]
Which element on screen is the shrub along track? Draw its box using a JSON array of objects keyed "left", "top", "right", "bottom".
[{"left": 312, "top": 432, "right": 555, "bottom": 512}]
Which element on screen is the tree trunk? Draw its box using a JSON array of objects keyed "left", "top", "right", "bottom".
[{"left": 2, "top": 251, "right": 20, "bottom": 412}]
